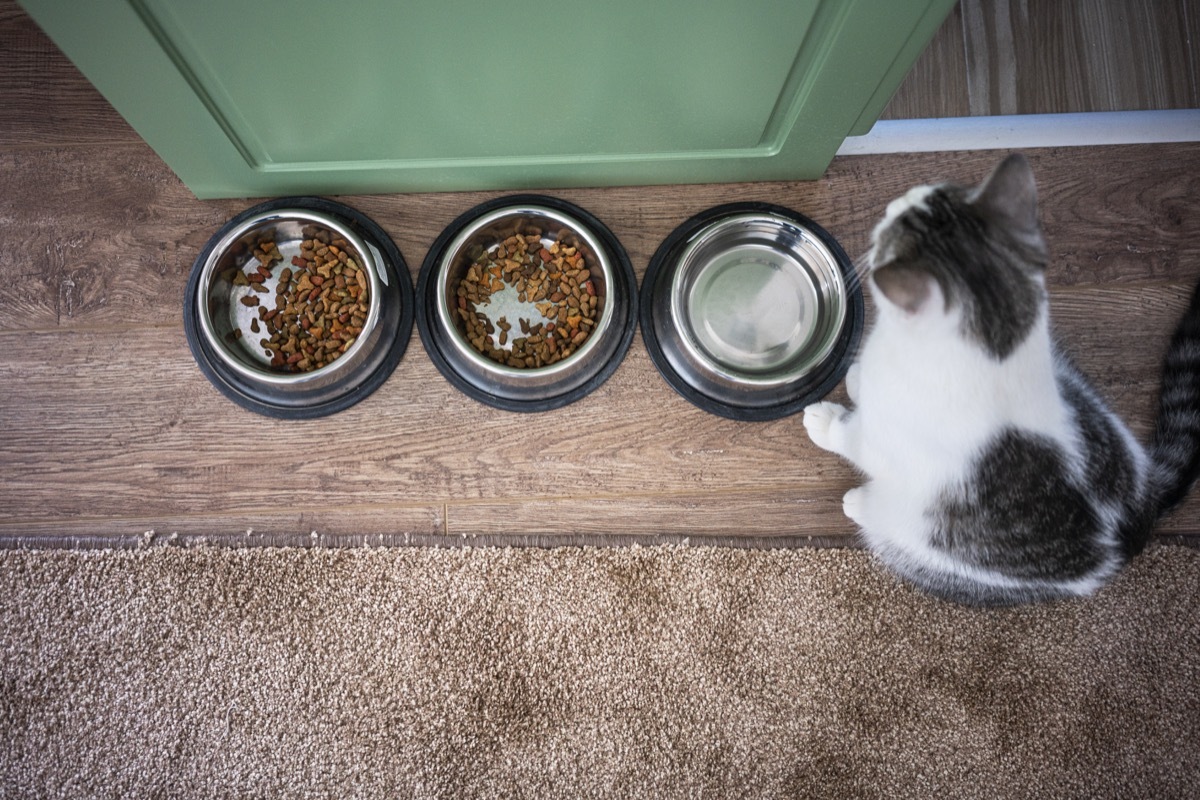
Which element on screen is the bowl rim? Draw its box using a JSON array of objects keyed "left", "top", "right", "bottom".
[
  {"left": 432, "top": 203, "right": 617, "bottom": 382},
  {"left": 667, "top": 210, "right": 849, "bottom": 389},
  {"left": 639, "top": 201, "right": 864, "bottom": 421},
  {"left": 184, "top": 197, "right": 414, "bottom": 419},
  {"left": 195, "top": 208, "right": 384, "bottom": 387},
  {"left": 417, "top": 194, "right": 637, "bottom": 412}
]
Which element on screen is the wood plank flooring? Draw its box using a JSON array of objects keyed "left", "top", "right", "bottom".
[
  {"left": 882, "top": 0, "right": 1200, "bottom": 119},
  {"left": 2, "top": 0, "right": 1199, "bottom": 546}
]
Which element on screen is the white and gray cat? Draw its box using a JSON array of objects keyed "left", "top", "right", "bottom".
[{"left": 804, "top": 153, "right": 1200, "bottom": 606}]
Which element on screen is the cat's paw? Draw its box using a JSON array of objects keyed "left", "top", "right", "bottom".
[
  {"left": 845, "top": 362, "right": 862, "bottom": 402},
  {"left": 803, "top": 401, "right": 847, "bottom": 452},
  {"left": 842, "top": 487, "right": 867, "bottom": 526}
]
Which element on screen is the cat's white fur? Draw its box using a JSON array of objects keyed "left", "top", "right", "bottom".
[{"left": 803, "top": 184, "right": 1135, "bottom": 596}]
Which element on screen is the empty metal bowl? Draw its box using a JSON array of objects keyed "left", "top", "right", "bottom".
[
  {"left": 185, "top": 198, "right": 413, "bottom": 418},
  {"left": 641, "top": 202, "right": 863, "bottom": 420},
  {"left": 417, "top": 195, "right": 637, "bottom": 411}
]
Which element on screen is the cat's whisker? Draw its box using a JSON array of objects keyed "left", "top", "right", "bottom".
[{"left": 843, "top": 251, "right": 872, "bottom": 294}]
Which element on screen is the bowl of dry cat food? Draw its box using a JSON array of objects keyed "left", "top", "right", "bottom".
[
  {"left": 417, "top": 196, "right": 637, "bottom": 411},
  {"left": 640, "top": 202, "right": 863, "bottom": 420},
  {"left": 185, "top": 197, "right": 413, "bottom": 417}
]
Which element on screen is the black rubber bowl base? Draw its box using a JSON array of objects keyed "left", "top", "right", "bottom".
[
  {"left": 184, "top": 197, "right": 414, "bottom": 419},
  {"left": 639, "top": 202, "right": 864, "bottom": 422},
  {"left": 416, "top": 195, "right": 637, "bottom": 413}
]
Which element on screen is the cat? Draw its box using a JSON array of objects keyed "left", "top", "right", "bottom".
[{"left": 803, "top": 153, "right": 1200, "bottom": 606}]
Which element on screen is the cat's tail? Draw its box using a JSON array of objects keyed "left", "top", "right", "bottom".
[{"left": 1145, "top": 279, "right": 1200, "bottom": 541}]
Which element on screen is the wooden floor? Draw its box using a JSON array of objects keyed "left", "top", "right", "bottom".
[
  {"left": 2, "top": 0, "right": 1199, "bottom": 547},
  {"left": 883, "top": 0, "right": 1200, "bottom": 119}
]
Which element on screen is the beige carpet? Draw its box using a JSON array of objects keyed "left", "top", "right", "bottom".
[{"left": 1, "top": 544, "right": 1198, "bottom": 799}]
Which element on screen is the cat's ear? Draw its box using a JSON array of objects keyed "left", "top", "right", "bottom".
[
  {"left": 872, "top": 262, "right": 937, "bottom": 315},
  {"left": 971, "top": 153, "right": 1040, "bottom": 240}
]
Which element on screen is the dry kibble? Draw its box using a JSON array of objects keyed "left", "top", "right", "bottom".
[
  {"left": 236, "top": 231, "right": 370, "bottom": 374},
  {"left": 453, "top": 232, "right": 598, "bottom": 368}
]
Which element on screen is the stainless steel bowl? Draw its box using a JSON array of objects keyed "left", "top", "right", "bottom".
[
  {"left": 185, "top": 198, "right": 413, "bottom": 417},
  {"left": 641, "top": 203, "right": 862, "bottom": 420},
  {"left": 418, "top": 196, "right": 637, "bottom": 411}
]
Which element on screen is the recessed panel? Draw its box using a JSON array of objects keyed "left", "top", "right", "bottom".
[{"left": 141, "top": 0, "right": 820, "bottom": 165}]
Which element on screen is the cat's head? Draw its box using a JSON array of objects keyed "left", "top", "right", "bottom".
[{"left": 866, "top": 153, "right": 1049, "bottom": 359}]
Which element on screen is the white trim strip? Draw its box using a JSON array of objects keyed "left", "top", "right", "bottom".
[{"left": 836, "top": 110, "right": 1200, "bottom": 156}]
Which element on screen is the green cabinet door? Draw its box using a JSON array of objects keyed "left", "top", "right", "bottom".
[{"left": 20, "top": 0, "right": 954, "bottom": 199}]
